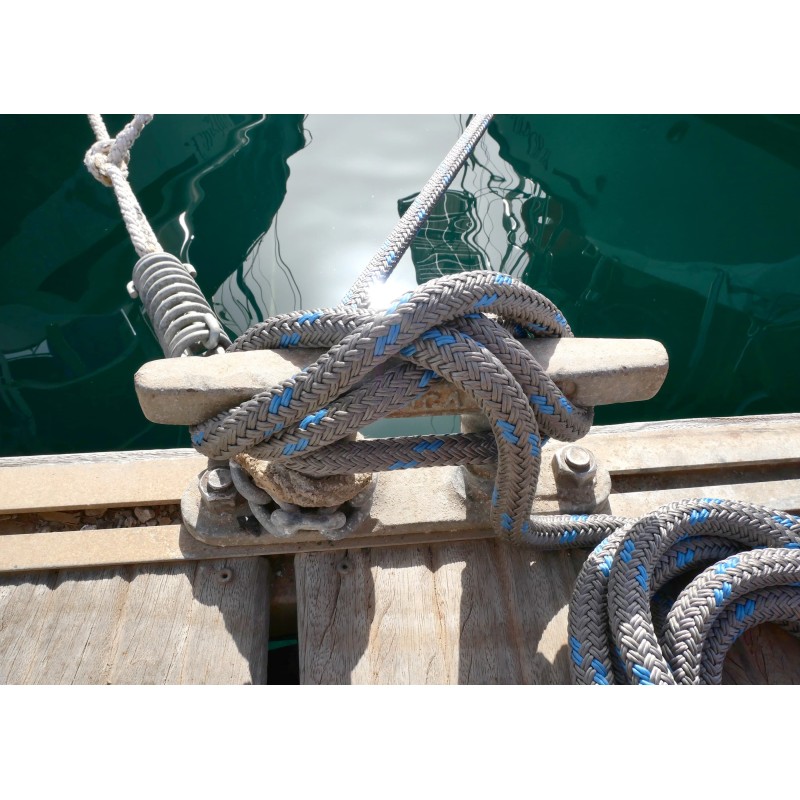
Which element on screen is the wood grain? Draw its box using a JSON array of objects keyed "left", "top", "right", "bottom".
[
  {"left": 297, "top": 541, "right": 800, "bottom": 685},
  {"left": 0, "top": 558, "right": 269, "bottom": 685},
  {"left": 296, "top": 541, "right": 585, "bottom": 685}
]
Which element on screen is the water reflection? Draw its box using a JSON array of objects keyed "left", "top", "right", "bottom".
[{"left": 1, "top": 114, "right": 799, "bottom": 456}]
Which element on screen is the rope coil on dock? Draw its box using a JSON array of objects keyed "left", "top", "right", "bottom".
[{"left": 568, "top": 499, "right": 800, "bottom": 684}]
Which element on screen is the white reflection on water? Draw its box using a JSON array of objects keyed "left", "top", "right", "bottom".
[{"left": 212, "top": 114, "right": 540, "bottom": 332}]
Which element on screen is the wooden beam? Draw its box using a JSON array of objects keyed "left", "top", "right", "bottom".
[
  {"left": 1, "top": 414, "right": 799, "bottom": 572},
  {"left": 0, "top": 450, "right": 206, "bottom": 515}
]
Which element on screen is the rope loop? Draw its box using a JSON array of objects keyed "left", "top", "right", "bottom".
[
  {"left": 84, "top": 138, "right": 131, "bottom": 187},
  {"left": 191, "top": 271, "right": 593, "bottom": 542}
]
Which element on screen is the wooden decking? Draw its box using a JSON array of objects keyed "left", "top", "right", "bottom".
[
  {"left": 0, "top": 558, "right": 269, "bottom": 684},
  {"left": 2, "top": 414, "right": 800, "bottom": 685}
]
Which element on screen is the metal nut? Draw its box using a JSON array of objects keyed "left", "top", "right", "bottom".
[
  {"left": 199, "top": 467, "right": 237, "bottom": 511},
  {"left": 553, "top": 445, "right": 597, "bottom": 486},
  {"left": 207, "top": 467, "right": 233, "bottom": 492}
]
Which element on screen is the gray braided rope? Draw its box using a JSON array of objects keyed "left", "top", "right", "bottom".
[
  {"left": 191, "top": 271, "right": 590, "bottom": 542},
  {"left": 567, "top": 500, "right": 800, "bottom": 685},
  {"left": 85, "top": 114, "right": 161, "bottom": 257}
]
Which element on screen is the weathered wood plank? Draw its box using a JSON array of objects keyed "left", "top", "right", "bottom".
[
  {"left": 135, "top": 338, "right": 669, "bottom": 425},
  {"left": 296, "top": 541, "right": 584, "bottom": 685},
  {"left": 723, "top": 625, "right": 800, "bottom": 685},
  {"left": 0, "top": 558, "right": 269, "bottom": 685},
  {"left": 0, "top": 450, "right": 206, "bottom": 514},
  {"left": 297, "top": 540, "right": 800, "bottom": 685}
]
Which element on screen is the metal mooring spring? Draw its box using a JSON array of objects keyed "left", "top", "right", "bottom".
[{"left": 129, "top": 252, "right": 232, "bottom": 357}]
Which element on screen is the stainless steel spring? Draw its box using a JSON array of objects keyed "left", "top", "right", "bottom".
[{"left": 129, "top": 252, "right": 232, "bottom": 357}]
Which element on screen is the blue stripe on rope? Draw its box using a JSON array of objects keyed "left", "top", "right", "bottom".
[
  {"left": 631, "top": 664, "right": 653, "bottom": 685},
  {"left": 735, "top": 599, "right": 757, "bottom": 621},
  {"left": 690, "top": 508, "right": 710, "bottom": 525},
  {"left": 474, "top": 293, "right": 498, "bottom": 308},
  {"left": 299, "top": 409, "right": 328, "bottom": 430},
  {"left": 676, "top": 547, "right": 695, "bottom": 568},
  {"left": 496, "top": 419, "right": 520, "bottom": 445},
  {"left": 500, "top": 513, "right": 513, "bottom": 531},
  {"left": 715, "top": 555, "right": 741, "bottom": 574},
  {"left": 419, "top": 370, "right": 436, "bottom": 388},
  {"left": 636, "top": 565, "right": 648, "bottom": 590},
  {"left": 297, "top": 311, "right": 322, "bottom": 325},
  {"left": 386, "top": 292, "right": 413, "bottom": 314},
  {"left": 282, "top": 437, "right": 309, "bottom": 456},
  {"left": 529, "top": 395, "right": 555, "bottom": 414},
  {"left": 713, "top": 582, "right": 733, "bottom": 604},
  {"left": 413, "top": 439, "right": 444, "bottom": 453},
  {"left": 494, "top": 274, "right": 513, "bottom": 285},
  {"left": 388, "top": 460, "right": 420, "bottom": 470},
  {"left": 421, "top": 330, "right": 457, "bottom": 347},
  {"left": 590, "top": 658, "right": 609, "bottom": 685},
  {"left": 599, "top": 554, "right": 614, "bottom": 577},
  {"left": 620, "top": 539, "right": 635, "bottom": 563}
]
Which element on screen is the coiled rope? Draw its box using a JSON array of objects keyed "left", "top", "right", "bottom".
[{"left": 86, "top": 113, "right": 800, "bottom": 683}]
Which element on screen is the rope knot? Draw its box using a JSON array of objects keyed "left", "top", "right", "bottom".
[{"left": 84, "top": 138, "right": 131, "bottom": 187}]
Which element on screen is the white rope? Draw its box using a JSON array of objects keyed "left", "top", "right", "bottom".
[{"left": 84, "top": 114, "right": 162, "bottom": 257}]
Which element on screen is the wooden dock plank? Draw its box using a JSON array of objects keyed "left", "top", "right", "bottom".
[
  {"left": 296, "top": 541, "right": 584, "bottom": 685},
  {"left": 0, "top": 450, "right": 206, "bottom": 514},
  {"left": 297, "top": 540, "right": 800, "bottom": 685},
  {"left": 0, "top": 558, "right": 269, "bottom": 685}
]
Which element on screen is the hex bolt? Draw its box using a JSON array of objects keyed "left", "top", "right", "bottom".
[
  {"left": 207, "top": 467, "right": 233, "bottom": 492},
  {"left": 563, "top": 446, "right": 592, "bottom": 473},
  {"left": 553, "top": 445, "right": 597, "bottom": 490}
]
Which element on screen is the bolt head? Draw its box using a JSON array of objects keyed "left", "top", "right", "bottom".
[
  {"left": 553, "top": 445, "right": 597, "bottom": 488},
  {"left": 207, "top": 467, "right": 233, "bottom": 492},
  {"left": 563, "top": 446, "right": 592, "bottom": 473}
]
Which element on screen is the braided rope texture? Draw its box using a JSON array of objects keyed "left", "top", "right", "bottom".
[
  {"left": 190, "top": 271, "right": 593, "bottom": 542},
  {"left": 567, "top": 499, "right": 800, "bottom": 685},
  {"left": 85, "top": 114, "right": 161, "bottom": 256}
]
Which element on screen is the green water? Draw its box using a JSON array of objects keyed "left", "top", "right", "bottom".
[{"left": 1, "top": 114, "right": 799, "bottom": 457}]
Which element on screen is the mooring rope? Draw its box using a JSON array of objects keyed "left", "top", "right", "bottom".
[
  {"left": 86, "top": 113, "right": 800, "bottom": 683},
  {"left": 568, "top": 500, "right": 800, "bottom": 684},
  {"left": 191, "top": 271, "right": 592, "bottom": 542},
  {"left": 84, "top": 115, "right": 230, "bottom": 357}
]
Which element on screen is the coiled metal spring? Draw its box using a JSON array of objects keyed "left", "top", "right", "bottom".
[{"left": 129, "top": 252, "right": 232, "bottom": 357}]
